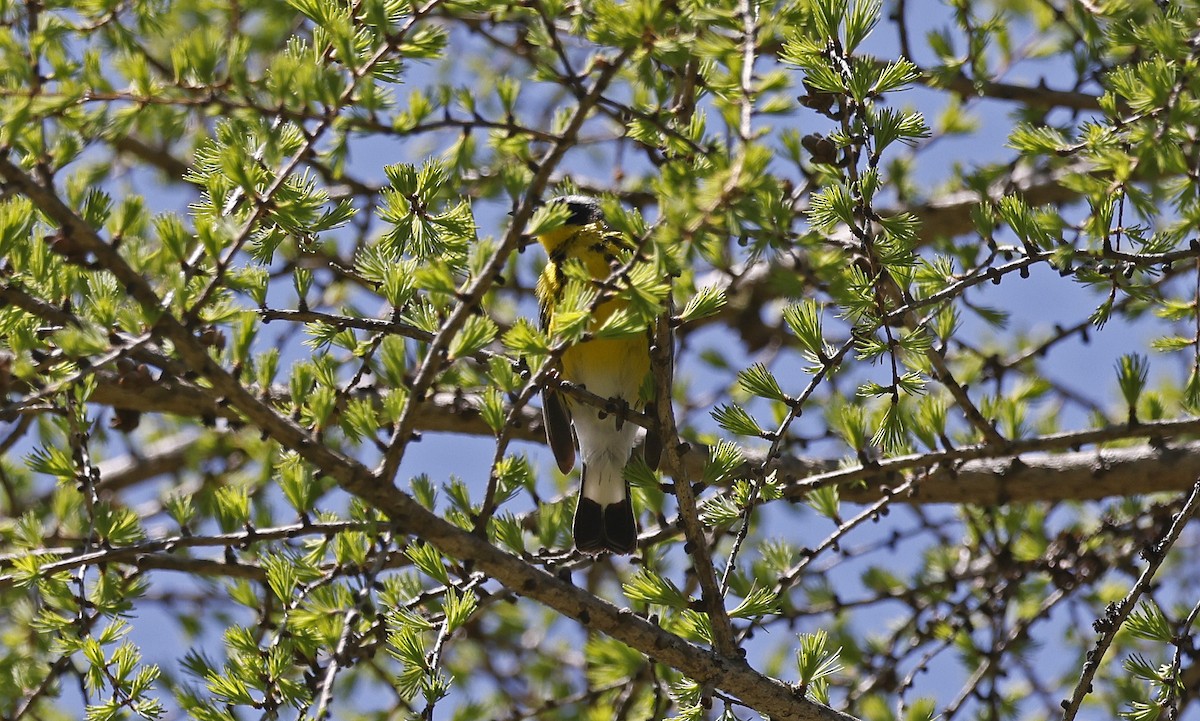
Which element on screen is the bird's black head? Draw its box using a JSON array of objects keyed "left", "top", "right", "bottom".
[{"left": 548, "top": 195, "right": 605, "bottom": 226}]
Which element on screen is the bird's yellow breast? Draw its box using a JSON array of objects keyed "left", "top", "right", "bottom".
[
  {"left": 561, "top": 334, "right": 649, "bottom": 399},
  {"left": 536, "top": 223, "right": 650, "bottom": 403},
  {"left": 535, "top": 222, "right": 630, "bottom": 325}
]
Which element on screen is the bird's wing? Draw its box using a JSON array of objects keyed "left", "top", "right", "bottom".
[
  {"left": 538, "top": 275, "right": 577, "bottom": 474},
  {"left": 542, "top": 387, "right": 576, "bottom": 474}
]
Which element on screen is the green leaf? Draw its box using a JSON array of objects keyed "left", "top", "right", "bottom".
[
  {"left": 811, "top": 0, "right": 847, "bottom": 46},
  {"left": 1008, "top": 123, "right": 1070, "bottom": 155},
  {"left": 303, "top": 321, "right": 342, "bottom": 351},
  {"left": 93, "top": 504, "right": 144, "bottom": 546},
  {"left": 593, "top": 307, "right": 648, "bottom": 339},
  {"left": 870, "top": 107, "right": 930, "bottom": 150},
  {"left": 480, "top": 387, "right": 506, "bottom": 436},
  {"left": 905, "top": 697, "right": 938, "bottom": 721},
  {"left": 26, "top": 445, "right": 75, "bottom": 481},
  {"left": 406, "top": 542, "right": 450, "bottom": 585},
  {"left": 783, "top": 300, "right": 831, "bottom": 364},
  {"left": 293, "top": 266, "right": 313, "bottom": 304},
  {"left": 491, "top": 512, "right": 526, "bottom": 554},
  {"left": 503, "top": 318, "right": 552, "bottom": 355},
  {"left": 1116, "top": 353, "right": 1149, "bottom": 413},
  {"left": 413, "top": 262, "right": 458, "bottom": 295},
  {"left": 1122, "top": 652, "right": 1165, "bottom": 683},
  {"left": 830, "top": 401, "right": 869, "bottom": 451},
  {"left": 996, "top": 195, "right": 1052, "bottom": 251},
  {"left": 806, "top": 485, "right": 841, "bottom": 522},
  {"left": 311, "top": 197, "right": 356, "bottom": 232},
  {"left": 711, "top": 403, "right": 765, "bottom": 437},
  {"left": 702, "top": 440, "right": 745, "bottom": 486},
  {"left": 164, "top": 492, "right": 195, "bottom": 529},
  {"left": 729, "top": 586, "right": 780, "bottom": 619},
  {"left": 677, "top": 285, "right": 727, "bottom": 325},
  {"left": 526, "top": 202, "right": 573, "bottom": 237},
  {"left": 623, "top": 454, "right": 659, "bottom": 490},
  {"left": 341, "top": 396, "right": 379, "bottom": 445},
  {"left": 1150, "top": 336, "right": 1193, "bottom": 352},
  {"left": 862, "top": 566, "right": 904, "bottom": 594},
  {"left": 493, "top": 455, "right": 532, "bottom": 504},
  {"left": 807, "top": 183, "right": 856, "bottom": 232},
  {"left": 871, "top": 58, "right": 919, "bottom": 94},
  {"left": 844, "top": 0, "right": 881, "bottom": 52},
  {"left": 448, "top": 314, "right": 496, "bottom": 360},
  {"left": 0, "top": 196, "right": 36, "bottom": 259},
  {"left": 737, "top": 363, "right": 787, "bottom": 402},
  {"left": 213, "top": 485, "right": 250, "bottom": 533},
  {"left": 278, "top": 451, "right": 317, "bottom": 513},
  {"left": 585, "top": 636, "right": 646, "bottom": 686},
  {"left": 871, "top": 401, "right": 908, "bottom": 452},
  {"left": 1126, "top": 601, "right": 1171, "bottom": 642},
  {"left": 51, "top": 323, "right": 109, "bottom": 358},
  {"left": 263, "top": 553, "right": 299, "bottom": 602},
  {"left": 699, "top": 493, "right": 742, "bottom": 528},
  {"left": 622, "top": 569, "right": 689, "bottom": 609},
  {"left": 796, "top": 629, "right": 843, "bottom": 702},
  {"left": 441, "top": 587, "right": 477, "bottom": 631}
]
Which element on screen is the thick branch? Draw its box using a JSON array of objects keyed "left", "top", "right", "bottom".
[
  {"left": 79, "top": 371, "right": 1200, "bottom": 507},
  {"left": 356, "top": 486, "right": 857, "bottom": 721},
  {"left": 929, "top": 73, "right": 1102, "bottom": 112},
  {"left": 761, "top": 420, "right": 1200, "bottom": 504},
  {"left": 840, "top": 439, "right": 1200, "bottom": 505}
]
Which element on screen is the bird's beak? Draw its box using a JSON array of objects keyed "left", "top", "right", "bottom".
[{"left": 508, "top": 199, "right": 545, "bottom": 217}]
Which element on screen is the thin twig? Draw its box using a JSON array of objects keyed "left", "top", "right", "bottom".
[{"left": 1060, "top": 475, "right": 1200, "bottom": 721}]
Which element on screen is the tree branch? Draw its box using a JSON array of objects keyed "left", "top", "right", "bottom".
[
  {"left": 0, "top": 147, "right": 860, "bottom": 721},
  {"left": 76, "top": 369, "right": 1200, "bottom": 508}
]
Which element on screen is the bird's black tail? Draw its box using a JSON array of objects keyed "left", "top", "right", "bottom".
[{"left": 573, "top": 462, "right": 637, "bottom": 554}]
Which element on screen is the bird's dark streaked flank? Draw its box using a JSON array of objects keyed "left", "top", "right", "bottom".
[{"left": 534, "top": 195, "right": 656, "bottom": 555}]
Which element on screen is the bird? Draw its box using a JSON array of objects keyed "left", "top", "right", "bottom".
[{"left": 533, "top": 195, "right": 659, "bottom": 555}]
